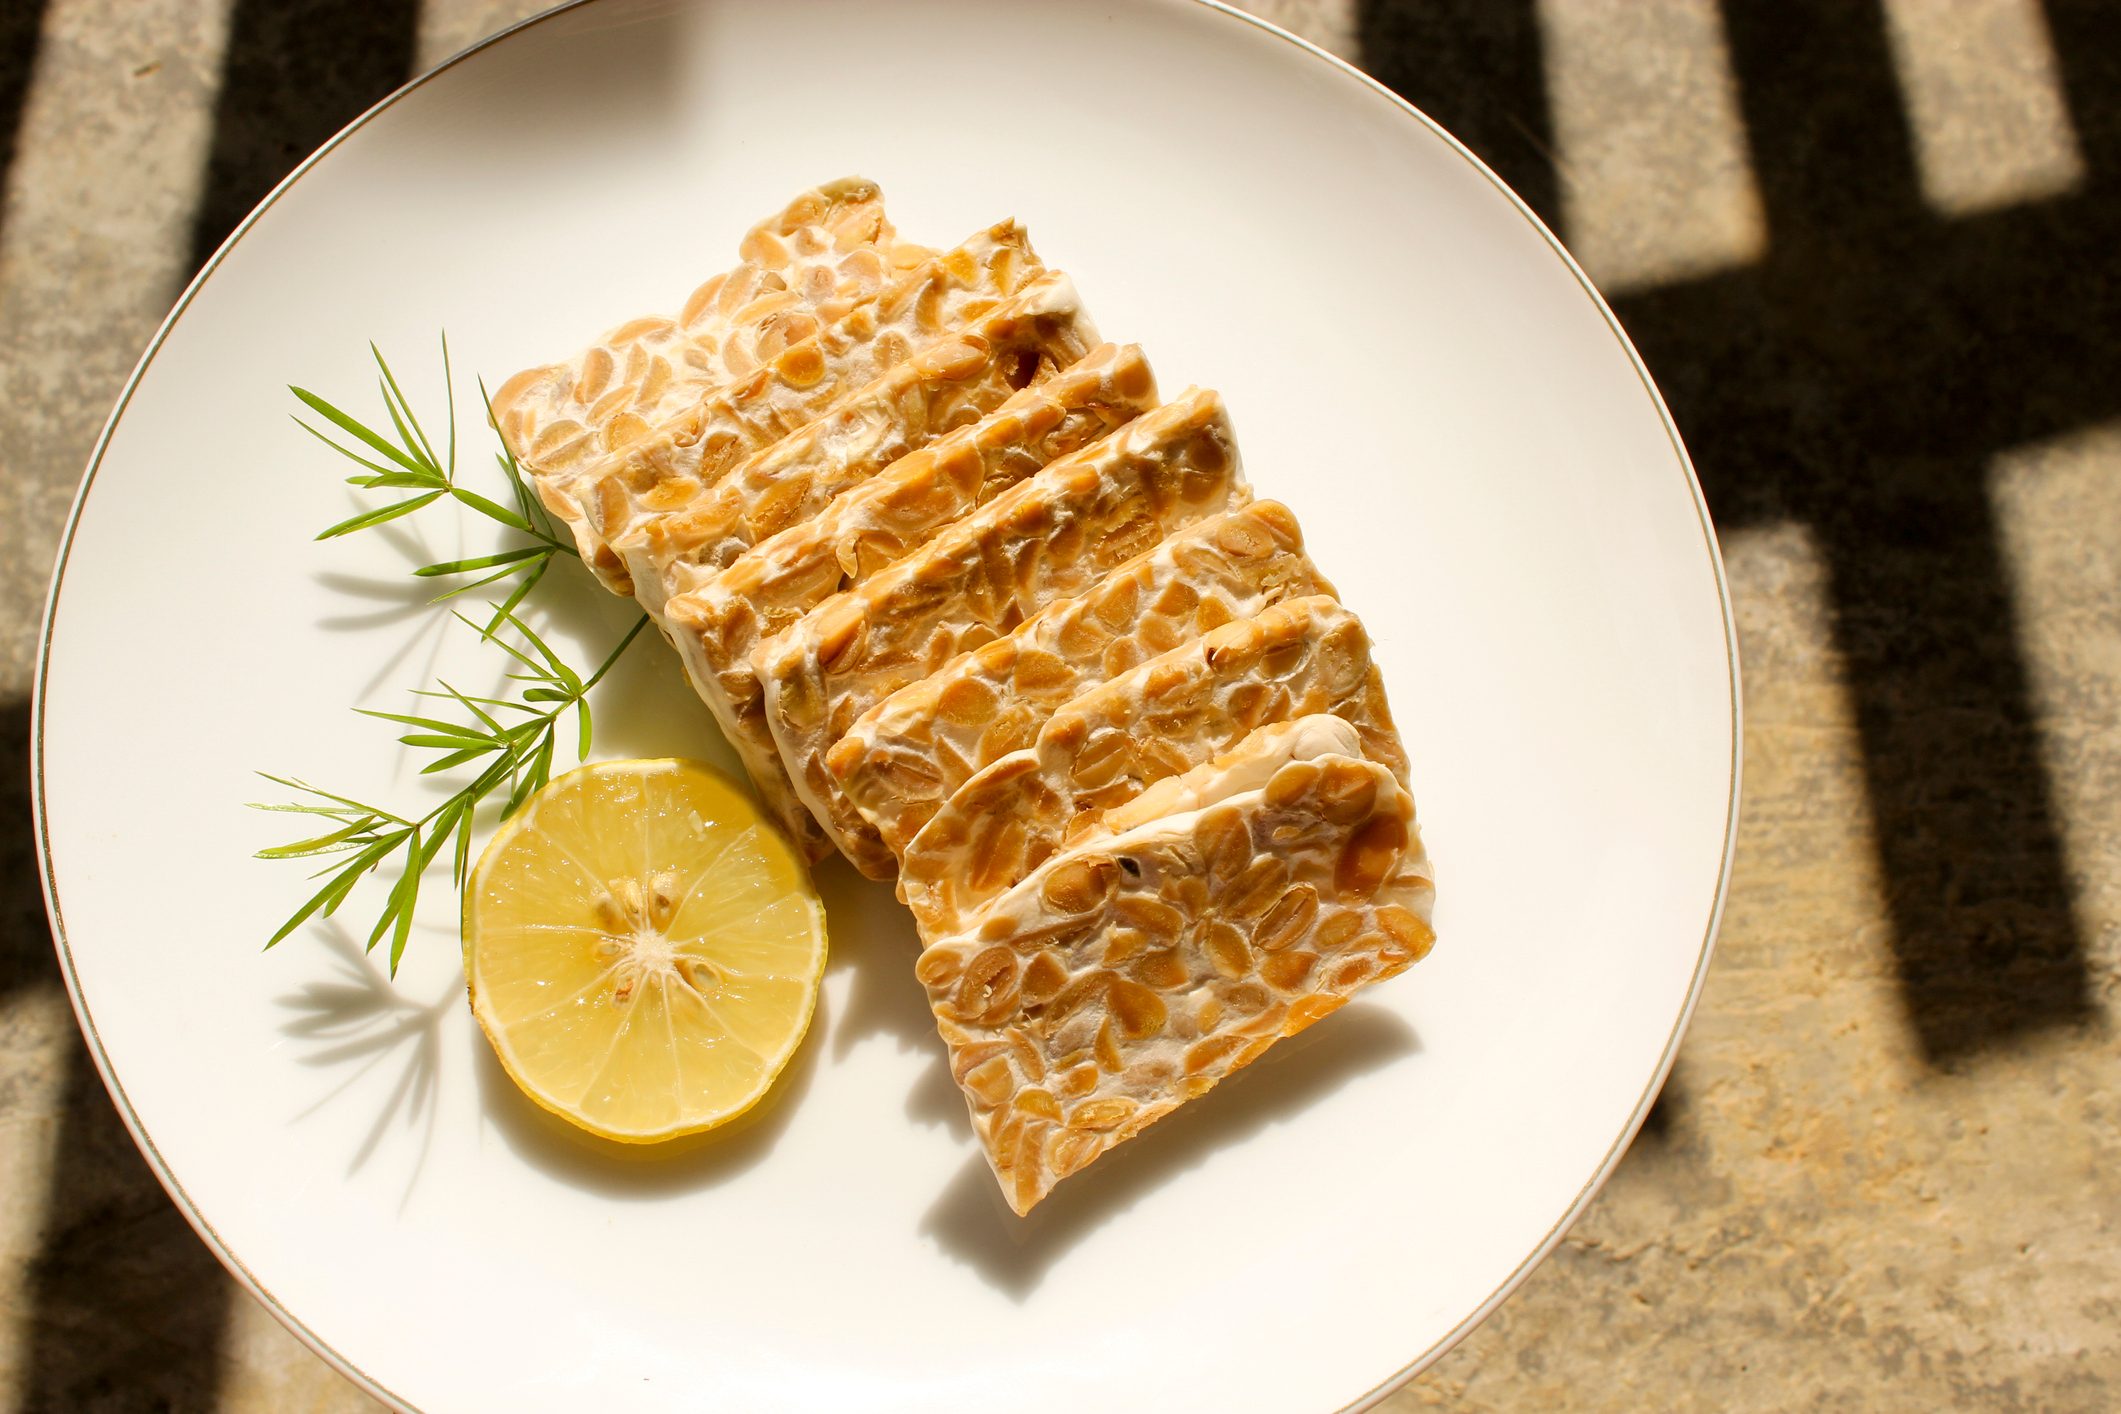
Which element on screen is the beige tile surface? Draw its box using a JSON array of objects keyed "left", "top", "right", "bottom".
[{"left": 1, "top": 1, "right": 2115, "bottom": 1409}]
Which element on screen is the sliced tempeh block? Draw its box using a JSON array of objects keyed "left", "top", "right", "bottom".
[
  {"left": 829, "top": 500, "right": 1332, "bottom": 858},
  {"left": 916, "top": 739, "right": 1435, "bottom": 1213},
  {"left": 658, "top": 344, "right": 1159, "bottom": 854},
  {"left": 493, "top": 177, "right": 912, "bottom": 570},
  {"left": 626, "top": 273, "right": 1101, "bottom": 622},
  {"left": 899, "top": 594, "right": 1404, "bottom": 934},
  {"left": 575, "top": 220, "right": 1046, "bottom": 592},
  {"left": 752, "top": 388, "right": 1250, "bottom": 878}
]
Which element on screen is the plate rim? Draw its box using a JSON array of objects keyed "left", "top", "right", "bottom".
[{"left": 27, "top": 2, "right": 1744, "bottom": 1409}]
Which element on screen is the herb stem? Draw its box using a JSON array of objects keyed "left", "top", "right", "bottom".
[{"left": 257, "top": 337, "right": 654, "bottom": 972}]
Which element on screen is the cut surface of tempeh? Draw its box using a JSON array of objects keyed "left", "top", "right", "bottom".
[
  {"left": 493, "top": 177, "right": 908, "bottom": 570},
  {"left": 899, "top": 594, "right": 1404, "bottom": 934},
  {"left": 658, "top": 343, "right": 1158, "bottom": 853},
  {"left": 575, "top": 221, "right": 1046, "bottom": 593},
  {"left": 917, "top": 743, "right": 1435, "bottom": 1214},
  {"left": 829, "top": 500, "right": 1332, "bottom": 858},
  {"left": 751, "top": 388, "right": 1250, "bottom": 878},
  {"left": 626, "top": 273, "right": 1100, "bottom": 622}
]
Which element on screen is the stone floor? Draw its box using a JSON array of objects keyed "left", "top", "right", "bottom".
[{"left": 3, "top": 1, "right": 2116, "bottom": 1409}]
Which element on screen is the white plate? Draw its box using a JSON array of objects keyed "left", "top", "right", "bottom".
[{"left": 33, "top": 2, "right": 1738, "bottom": 1409}]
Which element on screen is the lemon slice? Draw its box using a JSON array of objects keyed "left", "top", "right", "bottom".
[{"left": 464, "top": 759, "right": 826, "bottom": 1142}]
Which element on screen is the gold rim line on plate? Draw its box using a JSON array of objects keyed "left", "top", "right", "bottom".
[{"left": 27, "top": 2, "right": 1744, "bottom": 1409}]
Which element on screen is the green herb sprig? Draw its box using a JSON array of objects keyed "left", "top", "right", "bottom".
[
  {"left": 258, "top": 339, "right": 646, "bottom": 972},
  {"left": 290, "top": 337, "right": 578, "bottom": 630}
]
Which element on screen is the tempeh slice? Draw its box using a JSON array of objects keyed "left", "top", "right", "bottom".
[
  {"left": 753, "top": 389, "right": 1249, "bottom": 878},
  {"left": 829, "top": 500, "right": 1332, "bottom": 857},
  {"left": 899, "top": 594, "right": 1404, "bottom": 934},
  {"left": 1076, "top": 712, "right": 1366, "bottom": 838},
  {"left": 492, "top": 177, "right": 910, "bottom": 569},
  {"left": 917, "top": 744, "right": 1435, "bottom": 1214},
  {"left": 657, "top": 344, "right": 1159, "bottom": 853},
  {"left": 627, "top": 273, "right": 1101, "bottom": 622},
  {"left": 576, "top": 221, "right": 1047, "bottom": 592}
]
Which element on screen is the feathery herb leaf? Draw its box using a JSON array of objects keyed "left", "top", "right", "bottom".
[
  {"left": 258, "top": 336, "right": 651, "bottom": 971},
  {"left": 288, "top": 336, "right": 575, "bottom": 635}
]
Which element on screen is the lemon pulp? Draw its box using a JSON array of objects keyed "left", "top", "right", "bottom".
[{"left": 464, "top": 759, "right": 826, "bottom": 1142}]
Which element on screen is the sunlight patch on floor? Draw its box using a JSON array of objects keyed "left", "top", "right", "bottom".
[
  {"left": 1881, "top": 0, "right": 2085, "bottom": 217},
  {"left": 1539, "top": 0, "right": 1766, "bottom": 295},
  {"left": 0, "top": 0, "right": 231, "bottom": 693}
]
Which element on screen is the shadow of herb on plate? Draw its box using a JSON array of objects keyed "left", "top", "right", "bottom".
[
  {"left": 309, "top": 506, "right": 470, "bottom": 702},
  {"left": 276, "top": 921, "right": 459, "bottom": 1207}
]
